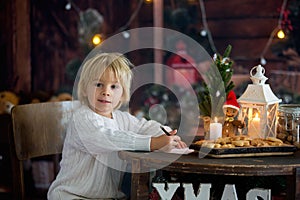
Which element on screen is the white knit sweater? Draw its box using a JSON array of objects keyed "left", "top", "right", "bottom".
[{"left": 47, "top": 105, "right": 163, "bottom": 199}]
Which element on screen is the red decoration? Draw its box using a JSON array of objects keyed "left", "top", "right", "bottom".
[
  {"left": 223, "top": 90, "right": 240, "bottom": 111},
  {"left": 277, "top": 8, "right": 293, "bottom": 31},
  {"left": 166, "top": 40, "right": 199, "bottom": 87}
]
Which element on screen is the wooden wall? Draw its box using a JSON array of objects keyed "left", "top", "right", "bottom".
[
  {"left": 0, "top": 0, "right": 31, "bottom": 93},
  {"left": 204, "top": 0, "right": 285, "bottom": 70},
  {"left": 0, "top": 0, "right": 294, "bottom": 97},
  {"left": 163, "top": 0, "right": 286, "bottom": 71}
]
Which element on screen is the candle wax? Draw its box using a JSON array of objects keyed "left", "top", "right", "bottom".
[
  {"left": 210, "top": 122, "right": 222, "bottom": 140},
  {"left": 248, "top": 117, "right": 260, "bottom": 138}
]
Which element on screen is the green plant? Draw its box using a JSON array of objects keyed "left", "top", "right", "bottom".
[{"left": 198, "top": 45, "right": 235, "bottom": 117}]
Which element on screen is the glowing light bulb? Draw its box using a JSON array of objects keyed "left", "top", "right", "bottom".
[
  {"left": 144, "top": 0, "right": 153, "bottom": 4},
  {"left": 260, "top": 57, "right": 267, "bottom": 65},
  {"left": 122, "top": 31, "right": 130, "bottom": 39},
  {"left": 200, "top": 30, "right": 207, "bottom": 37},
  {"left": 277, "top": 29, "right": 285, "bottom": 39},
  {"left": 65, "top": 2, "right": 71, "bottom": 10},
  {"left": 92, "top": 34, "right": 102, "bottom": 46}
]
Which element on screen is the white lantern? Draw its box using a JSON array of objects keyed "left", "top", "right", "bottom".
[{"left": 238, "top": 65, "right": 282, "bottom": 138}]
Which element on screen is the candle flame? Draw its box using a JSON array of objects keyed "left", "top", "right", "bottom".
[{"left": 214, "top": 117, "right": 218, "bottom": 123}]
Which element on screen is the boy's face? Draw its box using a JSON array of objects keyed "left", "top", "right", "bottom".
[{"left": 85, "top": 69, "right": 123, "bottom": 118}]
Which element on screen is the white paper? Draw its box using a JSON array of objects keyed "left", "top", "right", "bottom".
[{"left": 168, "top": 148, "right": 194, "bottom": 154}]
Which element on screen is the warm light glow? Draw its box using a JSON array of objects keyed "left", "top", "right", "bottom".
[
  {"left": 92, "top": 34, "right": 102, "bottom": 46},
  {"left": 277, "top": 29, "right": 285, "bottom": 39},
  {"left": 144, "top": 0, "right": 153, "bottom": 4},
  {"left": 214, "top": 117, "right": 218, "bottom": 123},
  {"left": 254, "top": 112, "right": 260, "bottom": 120}
]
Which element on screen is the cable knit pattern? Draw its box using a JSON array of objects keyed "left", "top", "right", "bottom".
[{"left": 47, "top": 105, "right": 164, "bottom": 199}]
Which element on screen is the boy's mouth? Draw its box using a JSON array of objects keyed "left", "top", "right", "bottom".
[{"left": 98, "top": 99, "right": 111, "bottom": 103}]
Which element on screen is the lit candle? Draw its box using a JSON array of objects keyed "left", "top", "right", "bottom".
[
  {"left": 248, "top": 113, "right": 260, "bottom": 138},
  {"left": 209, "top": 117, "right": 222, "bottom": 140}
]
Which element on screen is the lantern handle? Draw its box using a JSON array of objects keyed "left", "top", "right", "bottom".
[
  {"left": 250, "top": 65, "right": 265, "bottom": 77},
  {"left": 249, "top": 65, "right": 268, "bottom": 85}
]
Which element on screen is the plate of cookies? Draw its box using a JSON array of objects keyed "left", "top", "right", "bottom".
[{"left": 190, "top": 136, "right": 297, "bottom": 158}]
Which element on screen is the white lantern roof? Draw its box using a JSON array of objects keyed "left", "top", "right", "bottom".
[{"left": 238, "top": 65, "right": 282, "bottom": 105}]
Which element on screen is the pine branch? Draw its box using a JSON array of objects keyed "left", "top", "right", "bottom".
[{"left": 198, "top": 44, "right": 235, "bottom": 117}]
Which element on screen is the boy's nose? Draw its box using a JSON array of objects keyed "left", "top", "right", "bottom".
[
  {"left": 102, "top": 92, "right": 110, "bottom": 96},
  {"left": 101, "top": 87, "right": 111, "bottom": 96}
]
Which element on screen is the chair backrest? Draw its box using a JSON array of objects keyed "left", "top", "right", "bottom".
[{"left": 10, "top": 101, "right": 79, "bottom": 199}]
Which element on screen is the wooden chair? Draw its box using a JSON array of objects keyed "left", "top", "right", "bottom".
[{"left": 9, "top": 101, "right": 79, "bottom": 200}]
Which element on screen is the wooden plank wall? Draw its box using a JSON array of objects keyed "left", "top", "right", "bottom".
[
  {"left": 203, "top": 0, "right": 285, "bottom": 72},
  {"left": 0, "top": 0, "right": 31, "bottom": 93},
  {"left": 29, "top": 0, "right": 133, "bottom": 94},
  {"left": 0, "top": 0, "right": 294, "bottom": 95},
  {"left": 164, "top": 0, "right": 287, "bottom": 73}
]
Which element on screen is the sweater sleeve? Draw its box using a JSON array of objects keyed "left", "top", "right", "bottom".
[
  {"left": 114, "top": 110, "right": 165, "bottom": 137},
  {"left": 71, "top": 106, "right": 152, "bottom": 154}
]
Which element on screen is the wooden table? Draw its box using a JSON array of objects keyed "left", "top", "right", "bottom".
[{"left": 119, "top": 150, "right": 300, "bottom": 200}]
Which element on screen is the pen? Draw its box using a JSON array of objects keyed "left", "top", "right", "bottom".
[{"left": 160, "top": 126, "right": 171, "bottom": 136}]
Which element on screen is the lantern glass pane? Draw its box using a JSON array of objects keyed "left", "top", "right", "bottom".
[
  {"left": 239, "top": 103, "right": 279, "bottom": 138},
  {"left": 265, "top": 104, "right": 278, "bottom": 138},
  {"left": 245, "top": 105, "right": 264, "bottom": 138}
]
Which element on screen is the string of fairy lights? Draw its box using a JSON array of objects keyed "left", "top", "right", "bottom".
[
  {"left": 65, "top": 0, "right": 290, "bottom": 64},
  {"left": 260, "top": 0, "right": 289, "bottom": 65}
]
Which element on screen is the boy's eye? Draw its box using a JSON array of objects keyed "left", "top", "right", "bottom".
[
  {"left": 111, "top": 85, "right": 118, "bottom": 89},
  {"left": 96, "top": 83, "right": 103, "bottom": 87}
]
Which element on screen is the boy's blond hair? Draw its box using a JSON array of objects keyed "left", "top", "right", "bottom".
[{"left": 77, "top": 52, "right": 133, "bottom": 109}]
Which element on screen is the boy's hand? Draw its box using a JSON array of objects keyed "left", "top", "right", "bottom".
[
  {"left": 164, "top": 129, "right": 187, "bottom": 148},
  {"left": 150, "top": 133, "right": 187, "bottom": 151},
  {"left": 167, "top": 129, "right": 177, "bottom": 136},
  {"left": 176, "top": 140, "right": 187, "bottom": 149}
]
